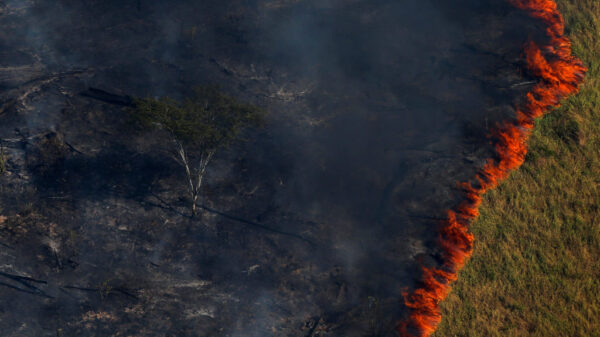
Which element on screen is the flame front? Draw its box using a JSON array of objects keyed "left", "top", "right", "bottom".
[{"left": 397, "top": 1, "right": 586, "bottom": 336}]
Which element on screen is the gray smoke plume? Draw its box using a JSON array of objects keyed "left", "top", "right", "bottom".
[{"left": 0, "top": 0, "right": 545, "bottom": 336}]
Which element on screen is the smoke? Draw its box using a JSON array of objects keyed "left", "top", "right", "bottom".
[{"left": 0, "top": 0, "right": 572, "bottom": 336}]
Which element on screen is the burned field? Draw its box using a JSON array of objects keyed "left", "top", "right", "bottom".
[{"left": 0, "top": 1, "right": 568, "bottom": 336}]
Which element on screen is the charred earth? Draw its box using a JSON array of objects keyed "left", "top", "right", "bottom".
[{"left": 0, "top": 1, "right": 561, "bottom": 336}]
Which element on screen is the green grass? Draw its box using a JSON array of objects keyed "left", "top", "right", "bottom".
[{"left": 434, "top": 1, "right": 600, "bottom": 336}]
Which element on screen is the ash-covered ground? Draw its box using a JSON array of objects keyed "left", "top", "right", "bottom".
[{"left": 0, "top": 1, "right": 548, "bottom": 336}]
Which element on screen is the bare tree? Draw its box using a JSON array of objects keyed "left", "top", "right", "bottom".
[{"left": 130, "top": 86, "right": 265, "bottom": 217}]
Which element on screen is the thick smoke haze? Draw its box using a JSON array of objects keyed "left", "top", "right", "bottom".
[{"left": 0, "top": 0, "right": 546, "bottom": 336}]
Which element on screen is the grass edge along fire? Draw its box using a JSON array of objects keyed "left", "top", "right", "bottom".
[{"left": 396, "top": 1, "right": 586, "bottom": 336}]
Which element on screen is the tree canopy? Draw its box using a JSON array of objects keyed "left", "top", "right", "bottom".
[{"left": 131, "top": 85, "right": 265, "bottom": 152}]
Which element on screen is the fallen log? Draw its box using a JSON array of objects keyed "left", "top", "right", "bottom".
[{"left": 80, "top": 87, "right": 134, "bottom": 106}]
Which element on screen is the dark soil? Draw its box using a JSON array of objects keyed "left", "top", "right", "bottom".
[{"left": 0, "top": 1, "right": 548, "bottom": 336}]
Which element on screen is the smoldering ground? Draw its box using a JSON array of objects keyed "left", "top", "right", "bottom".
[{"left": 0, "top": 0, "right": 547, "bottom": 336}]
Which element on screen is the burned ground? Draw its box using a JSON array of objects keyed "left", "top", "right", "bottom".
[{"left": 0, "top": 0, "right": 551, "bottom": 336}]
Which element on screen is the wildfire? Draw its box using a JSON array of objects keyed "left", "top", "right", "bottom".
[{"left": 397, "top": 1, "right": 586, "bottom": 336}]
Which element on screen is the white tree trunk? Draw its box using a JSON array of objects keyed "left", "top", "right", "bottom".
[{"left": 174, "top": 140, "right": 214, "bottom": 217}]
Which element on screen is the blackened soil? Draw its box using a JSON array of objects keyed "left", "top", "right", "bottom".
[{"left": 0, "top": 1, "right": 546, "bottom": 336}]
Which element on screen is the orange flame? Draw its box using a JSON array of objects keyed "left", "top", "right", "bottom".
[{"left": 397, "top": 1, "right": 585, "bottom": 336}]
